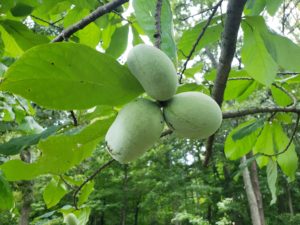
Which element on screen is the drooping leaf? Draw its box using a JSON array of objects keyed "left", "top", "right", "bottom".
[
  {"left": 224, "top": 80, "right": 257, "bottom": 101},
  {"left": 273, "top": 122, "right": 298, "bottom": 180},
  {"left": 106, "top": 24, "right": 129, "bottom": 58},
  {"left": 133, "top": 0, "right": 177, "bottom": 62},
  {"left": 1, "top": 117, "right": 114, "bottom": 181},
  {"left": 253, "top": 123, "right": 274, "bottom": 167},
  {"left": 232, "top": 118, "right": 264, "bottom": 141},
  {"left": 0, "top": 43, "right": 143, "bottom": 110},
  {"left": 43, "top": 176, "right": 68, "bottom": 208},
  {"left": 0, "top": 125, "right": 61, "bottom": 156},
  {"left": 225, "top": 120, "right": 261, "bottom": 160},
  {"left": 267, "top": 159, "right": 277, "bottom": 205},
  {"left": 77, "top": 181, "right": 94, "bottom": 207},
  {"left": 0, "top": 20, "right": 49, "bottom": 57},
  {"left": 0, "top": 172, "right": 14, "bottom": 210},
  {"left": 241, "top": 21, "right": 278, "bottom": 86}
]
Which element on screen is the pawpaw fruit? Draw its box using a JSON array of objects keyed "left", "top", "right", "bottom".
[
  {"left": 64, "top": 213, "right": 79, "bottom": 225},
  {"left": 127, "top": 44, "right": 178, "bottom": 101},
  {"left": 163, "top": 92, "right": 222, "bottom": 139},
  {"left": 105, "top": 98, "right": 164, "bottom": 163}
]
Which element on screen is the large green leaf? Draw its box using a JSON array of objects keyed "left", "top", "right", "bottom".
[
  {"left": 225, "top": 120, "right": 261, "bottom": 160},
  {"left": 224, "top": 80, "right": 257, "bottom": 101},
  {"left": 132, "top": 0, "right": 177, "bottom": 62},
  {"left": 0, "top": 125, "right": 61, "bottom": 156},
  {"left": 178, "top": 23, "right": 223, "bottom": 60},
  {"left": 246, "top": 17, "right": 300, "bottom": 72},
  {"left": 265, "top": 0, "right": 283, "bottom": 16},
  {"left": 1, "top": 117, "right": 114, "bottom": 181},
  {"left": 0, "top": 172, "right": 14, "bottom": 210},
  {"left": 0, "top": 20, "right": 49, "bottom": 57},
  {"left": 0, "top": 43, "right": 143, "bottom": 110},
  {"left": 267, "top": 159, "right": 277, "bottom": 205},
  {"left": 77, "top": 181, "right": 94, "bottom": 207},
  {"left": 253, "top": 123, "right": 274, "bottom": 167},
  {"left": 241, "top": 21, "right": 278, "bottom": 86},
  {"left": 271, "top": 85, "right": 293, "bottom": 107},
  {"left": 43, "top": 176, "right": 68, "bottom": 208},
  {"left": 273, "top": 122, "right": 298, "bottom": 180}
]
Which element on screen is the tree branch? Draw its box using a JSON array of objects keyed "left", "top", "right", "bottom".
[
  {"left": 154, "top": 0, "right": 163, "bottom": 48},
  {"left": 70, "top": 110, "right": 78, "bottom": 126},
  {"left": 52, "top": 0, "right": 129, "bottom": 42},
  {"left": 179, "top": 0, "right": 223, "bottom": 83},
  {"left": 204, "top": 0, "right": 247, "bottom": 167},
  {"left": 73, "top": 159, "right": 115, "bottom": 210}
]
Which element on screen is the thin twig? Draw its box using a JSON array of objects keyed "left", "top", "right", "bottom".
[
  {"left": 179, "top": 0, "right": 223, "bottom": 83},
  {"left": 52, "top": 0, "right": 129, "bottom": 42},
  {"left": 112, "top": 10, "right": 132, "bottom": 24},
  {"left": 73, "top": 159, "right": 115, "bottom": 210},
  {"left": 260, "top": 113, "right": 300, "bottom": 157},
  {"left": 70, "top": 110, "right": 78, "bottom": 126},
  {"left": 277, "top": 72, "right": 300, "bottom": 75},
  {"left": 154, "top": 0, "right": 163, "bottom": 48},
  {"left": 179, "top": 6, "right": 217, "bottom": 21},
  {"left": 160, "top": 129, "right": 173, "bottom": 137}
]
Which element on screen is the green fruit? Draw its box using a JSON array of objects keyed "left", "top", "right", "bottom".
[
  {"left": 105, "top": 98, "right": 164, "bottom": 163},
  {"left": 127, "top": 44, "right": 178, "bottom": 101},
  {"left": 163, "top": 92, "right": 222, "bottom": 139},
  {"left": 64, "top": 213, "right": 79, "bottom": 225}
]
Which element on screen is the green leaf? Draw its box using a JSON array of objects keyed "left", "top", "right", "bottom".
[
  {"left": 0, "top": 0, "right": 15, "bottom": 13},
  {"left": 0, "top": 20, "right": 49, "bottom": 57},
  {"left": 265, "top": 0, "right": 283, "bottom": 16},
  {"left": 267, "top": 159, "right": 277, "bottom": 205},
  {"left": 10, "top": 3, "right": 34, "bottom": 17},
  {"left": 0, "top": 172, "right": 14, "bottom": 210},
  {"left": 178, "top": 21, "right": 223, "bottom": 60},
  {"left": 271, "top": 85, "right": 293, "bottom": 107},
  {"left": 232, "top": 118, "right": 264, "bottom": 141},
  {"left": 1, "top": 43, "right": 143, "bottom": 110},
  {"left": 0, "top": 125, "right": 61, "bottom": 156},
  {"left": 184, "top": 62, "right": 203, "bottom": 78},
  {"left": 106, "top": 24, "right": 129, "bottom": 58},
  {"left": 224, "top": 80, "right": 257, "bottom": 101},
  {"left": 1, "top": 117, "right": 114, "bottom": 181},
  {"left": 253, "top": 123, "right": 274, "bottom": 167},
  {"left": 77, "top": 181, "right": 94, "bottom": 207},
  {"left": 244, "top": 0, "right": 266, "bottom": 16},
  {"left": 225, "top": 120, "right": 260, "bottom": 160},
  {"left": 273, "top": 122, "right": 298, "bottom": 180},
  {"left": 241, "top": 21, "right": 278, "bottom": 86},
  {"left": 133, "top": 0, "right": 177, "bottom": 62},
  {"left": 43, "top": 176, "right": 68, "bottom": 208},
  {"left": 176, "top": 83, "right": 209, "bottom": 94},
  {"left": 248, "top": 16, "right": 300, "bottom": 72}
]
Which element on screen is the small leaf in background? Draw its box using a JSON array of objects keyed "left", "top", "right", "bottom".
[
  {"left": 61, "top": 206, "right": 91, "bottom": 225},
  {"left": 225, "top": 120, "right": 260, "bottom": 160},
  {"left": 77, "top": 181, "right": 94, "bottom": 207},
  {"left": 133, "top": 0, "right": 177, "bottom": 62},
  {"left": 0, "top": 125, "right": 61, "bottom": 156},
  {"left": 43, "top": 176, "right": 68, "bottom": 208},
  {"left": 265, "top": 0, "right": 283, "bottom": 16},
  {"left": 0, "top": 171, "right": 14, "bottom": 210},
  {"left": 0, "top": 20, "right": 49, "bottom": 57},
  {"left": 267, "top": 160, "right": 277, "bottom": 205},
  {"left": 184, "top": 62, "right": 203, "bottom": 78},
  {"left": 106, "top": 24, "right": 129, "bottom": 58},
  {"left": 241, "top": 21, "right": 278, "bottom": 86},
  {"left": 271, "top": 85, "right": 293, "bottom": 106},
  {"left": 0, "top": 43, "right": 143, "bottom": 110},
  {"left": 11, "top": 3, "right": 34, "bottom": 17},
  {"left": 232, "top": 118, "right": 264, "bottom": 141},
  {"left": 244, "top": 0, "right": 266, "bottom": 16},
  {"left": 176, "top": 83, "right": 209, "bottom": 95},
  {"left": 273, "top": 122, "right": 298, "bottom": 180},
  {"left": 0, "top": 117, "right": 114, "bottom": 181},
  {"left": 178, "top": 22, "right": 223, "bottom": 60},
  {"left": 253, "top": 123, "right": 274, "bottom": 168}
]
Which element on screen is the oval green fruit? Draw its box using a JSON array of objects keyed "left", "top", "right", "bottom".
[
  {"left": 105, "top": 98, "right": 164, "bottom": 163},
  {"left": 64, "top": 213, "right": 79, "bottom": 225},
  {"left": 163, "top": 92, "right": 222, "bottom": 139},
  {"left": 127, "top": 44, "right": 178, "bottom": 101}
]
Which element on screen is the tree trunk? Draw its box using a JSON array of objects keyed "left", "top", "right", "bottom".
[
  {"left": 250, "top": 159, "right": 265, "bottom": 225},
  {"left": 241, "top": 156, "right": 261, "bottom": 225},
  {"left": 19, "top": 151, "right": 34, "bottom": 225},
  {"left": 286, "top": 182, "right": 294, "bottom": 216},
  {"left": 120, "top": 165, "right": 128, "bottom": 225}
]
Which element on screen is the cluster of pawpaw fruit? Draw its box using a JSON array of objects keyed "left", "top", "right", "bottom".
[{"left": 105, "top": 44, "right": 222, "bottom": 164}]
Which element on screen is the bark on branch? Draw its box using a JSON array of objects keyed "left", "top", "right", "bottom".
[
  {"left": 204, "top": 0, "right": 247, "bottom": 166},
  {"left": 52, "top": 0, "right": 129, "bottom": 42}
]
